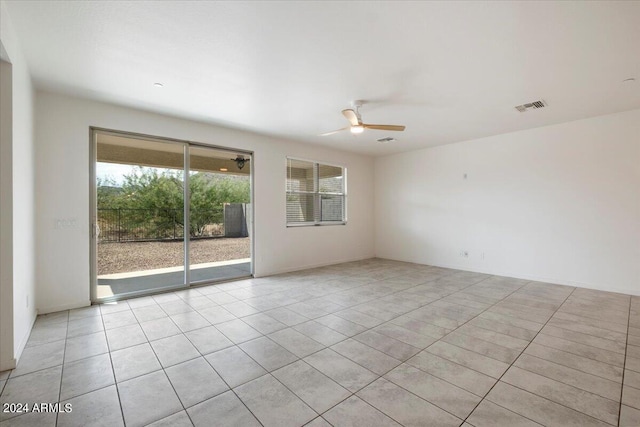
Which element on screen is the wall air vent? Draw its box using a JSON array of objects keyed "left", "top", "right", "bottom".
[
  {"left": 515, "top": 100, "right": 547, "bottom": 112},
  {"left": 377, "top": 137, "right": 396, "bottom": 143}
]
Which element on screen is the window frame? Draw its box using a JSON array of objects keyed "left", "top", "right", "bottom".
[{"left": 286, "top": 156, "right": 347, "bottom": 227}]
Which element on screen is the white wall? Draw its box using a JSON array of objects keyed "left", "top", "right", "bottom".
[
  {"left": 34, "top": 91, "right": 375, "bottom": 313},
  {"left": 0, "top": 0, "right": 37, "bottom": 371},
  {"left": 376, "top": 109, "right": 640, "bottom": 296}
]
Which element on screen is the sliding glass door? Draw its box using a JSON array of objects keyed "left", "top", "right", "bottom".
[
  {"left": 91, "top": 130, "right": 252, "bottom": 302},
  {"left": 188, "top": 146, "right": 252, "bottom": 285}
]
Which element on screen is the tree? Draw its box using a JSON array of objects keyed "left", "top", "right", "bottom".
[{"left": 97, "top": 166, "right": 250, "bottom": 239}]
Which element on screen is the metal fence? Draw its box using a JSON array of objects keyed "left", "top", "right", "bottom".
[{"left": 97, "top": 208, "right": 224, "bottom": 242}]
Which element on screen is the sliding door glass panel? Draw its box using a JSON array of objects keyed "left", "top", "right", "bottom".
[
  {"left": 96, "top": 134, "right": 186, "bottom": 299},
  {"left": 188, "top": 147, "right": 251, "bottom": 284}
]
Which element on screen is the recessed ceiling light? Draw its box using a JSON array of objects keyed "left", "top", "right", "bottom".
[
  {"left": 623, "top": 78, "right": 636, "bottom": 83},
  {"left": 153, "top": 82, "right": 164, "bottom": 87},
  {"left": 219, "top": 168, "right": 228, "bottom": 172}
]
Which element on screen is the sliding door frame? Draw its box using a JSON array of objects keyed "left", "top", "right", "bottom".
[{"left": 89, "top": 127, "right": 254, "bottom": 303}]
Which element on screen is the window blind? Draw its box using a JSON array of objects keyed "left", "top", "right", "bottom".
[{"left": 286, "top": 158, "right": 345, "bottom": 225}]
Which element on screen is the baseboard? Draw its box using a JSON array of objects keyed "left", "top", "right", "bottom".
[
  {"left": 0, "top": 358, "right": 16, "bottom": 372},
  {"left": 13, "top": 310, "right": 37, "bottom": 368},
  {"left": 254, "top": 254, "right": 375, "bottom": 278},
  {"left": 378, "top": 255, "right": 640, "bottom": 297},
  {"left": 38, "top": 300, "right": 91, "bottom": 315}
]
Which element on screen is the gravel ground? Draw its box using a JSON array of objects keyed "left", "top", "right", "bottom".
[{"left": 98, "top": 237, "right": 250, "bottom": 274}]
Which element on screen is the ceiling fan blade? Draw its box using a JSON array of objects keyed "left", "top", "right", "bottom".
[
  {"left": 342, "top": 109, "right": 360, "bottom": 126},
  {"left": 363, "top": 124, "right": 406, "bottom": 131},
  {"left": 320, "top": 127, "right": 349, "bottom": 136}
]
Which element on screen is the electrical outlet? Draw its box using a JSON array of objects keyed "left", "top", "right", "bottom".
[
  {"left": 55, "top": 218, "right": 78, "bottom": 229},
  {"left": 481, "top": 252, "right": 485, "bottom": 260}
]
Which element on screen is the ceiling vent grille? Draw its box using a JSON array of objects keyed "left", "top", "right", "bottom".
[
  {"left": 515, "top": 100, "right": 547, "bottom": 112},
  {"left": 377, "top": 137, "right": 395, "bottom": 143}
]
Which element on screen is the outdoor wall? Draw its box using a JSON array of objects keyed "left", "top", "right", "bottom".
[
  {"left": 34, "top": 91, "right": 375, "bottom": 313},
  {"left": 0, "top": 1, "right": 37, "bottom": 371},
  {"left": 375, "top": 109, "right": 640, "bottom": 296}
]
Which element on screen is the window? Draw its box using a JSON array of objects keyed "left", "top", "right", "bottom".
[{"left": 286, "top": 158, "right": 346, "bottom": 226}]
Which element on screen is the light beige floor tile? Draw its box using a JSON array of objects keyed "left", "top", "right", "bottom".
[
  {"left": 169, "top": 311, "right": 210, "bottom": 333},
  {"left": 468, "top": 316, "right": 537, "bottom": 340},
  {"left": 268, "top": 328, "right": 325, "bottom": 358},
  {"left": 620, "top": 405, "right": 640, "bottom": 427},
  {"left": 502, "top": 366, "right": 619, "bottom": 425},
  {"left": 146, "top": 411, "right": 193, "bottom": 427},
  {"left": 184, "top": 325, "right": 233, "bottom": 355},
  {"left": 541, "top": 325, "right": 626, "bottom": 354},
  {"left": 149, "top": 334, "right": 200, "bottom": 367},
  {"left": 622, "top": 385, "right": 640, "bottom": 410},
  {"left": 487, "top": 381, "right": 611, "bottom": 427},
  {"left": 293, "top": 320, "right": 348, "bottom": 346},
  {"left": 272, "top": 360, "right": 350, "bottom": 413},
  {"left": 406, "top": 350, "right": 496, "bottom": 397},
  {"left": 352, "top": 330, "right": 421, "bottom": 361},
  {"left": 426, "top": 340, "right": 510, "bottom": 379},
  {"left": 197, "top": 306, "right": 236, "bottom": 324},
  {"left": 384, "top": 363, "right": 480, "bottom": 419},
  {"left": 514, "top": 353, "right": 621, "bottom": 401},
  {"left": 117, "top": 371, "right": 182, "bottom": 427},
  {"left": 373, "top": 323, "right": 438, "bottom": 349},
  {"left": 205, "top": 346, "right": 267, "bottom": 388},
  {"left": 102, "top": 310, "right": 137, "bottom": 330},
  {"left": 304, "top": 349, "right": 377, "bottom": 393},
  {"left": 467, "top": 400, "right": 542, "bottom": 427},
  {"left": 442, "top": 332, "right": 520, "bottom": 364},
  {"left": 264, "top": 307, "right": 309, "bottom": 326},
  {"left": 242, "top": 313, "right": 288, "bottom": 334},
  {"left": 389, "top": 316, "right": 450, "bottom": 339},
  {"left": 58, "top": 385, "right": 123, "bottom": 427},
  {"left": 323, "top": 396, "right": 401, "bottom": 427},
  {"left": 165, "top": 357, "right": 228, "bottom": 408},
  {"left": 524, "top": 343, "right": 623, "bottom": 382},
  {"left": 215, "top": 319, "right": 262, "bottom": 344},
  {"left": 239, "top": 336, "right": 298, "bottom": 371},
  {"left": 533, "top": 334, "right": 625, "bottom": 367},
  {"left": 0, "top": 411, "right": 57, "bottom": 426},
  {"left": 10, "top": 340, "right": 65, "bottom": 377},
  {"left": 111, "top": 343, "right": 161, "bottom": 382},
  {"left": 0, "top": 366, "right": 62, "bottom": 422},
  {"left": 235, "top": 374, "right": 316, "bottom": 427},
  {"left": 547, "top": 317, "right": 627, "bottom": 342},
  {"left": 315, "top": 314, "right": 367, "bottom": 336},
  {"left": 60, "top": 353, "right": 114, "bottom": 400},
  {"left": 477, "top": 311, "right": 543, "bottom": 332},
  {"left": 625, "top": 369, "right": 640, "bottom": 389},
  {"left": 132, "top": 305, "right": 167, "bottom": 323},
  {"left": 139, "top": 317, "right": 181, "bottom": 341},
  {"left": 67, "top": 318, "right": 102, "bottom": 338},
  {"left": 106, "top": 323, "right": 147, "bottom": 351},
  {"left": 456, "top": 324, "right": 530, "bottom": 350},
  {"left": 65, "top": 331, "right": 109, "bottom": 363},
  {"left": 331, "top": 338, "right": 401, "bottom": 375},
  {"left": 357, "top": 377, "right": 462, "bottom": 427}
]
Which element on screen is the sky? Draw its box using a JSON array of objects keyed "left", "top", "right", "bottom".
[{"left": 96, "top": 162, "right": 137, "bottom": 186}]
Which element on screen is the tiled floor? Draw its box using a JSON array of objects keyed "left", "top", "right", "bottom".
[{"left": 1, "top": 258, "right": 639, "bottom": 427}]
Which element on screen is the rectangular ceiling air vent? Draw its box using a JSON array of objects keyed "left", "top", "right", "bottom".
[
  {"left": 515, "top": 100, "right": 547, "bottom": 112},
  {"left": 377, "top": 137, "right": 396, "bottom": 143}
]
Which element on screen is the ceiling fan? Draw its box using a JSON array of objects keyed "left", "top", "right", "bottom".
[{"left": 321, "top": 101, "right": 405, "bottom": 136}]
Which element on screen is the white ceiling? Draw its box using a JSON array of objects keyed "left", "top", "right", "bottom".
[{"left": 5, "top": 1, "right": 640, "bottom": 156}]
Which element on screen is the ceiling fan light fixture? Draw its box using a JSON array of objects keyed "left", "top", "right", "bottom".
[{"left": 350, "top": 125, "right": 364, "bottom": 134}]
